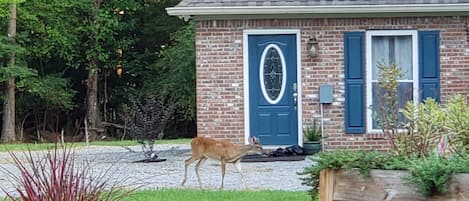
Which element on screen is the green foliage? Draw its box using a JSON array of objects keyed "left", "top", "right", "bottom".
[
  {"left": 404, "top": 154, "right": 469, "bottom": 196},
  {"left": 300, "top": 150, "right": 469, "bottom": 197},
  {"left": 143, "top": 21, "right": 195, "bottom": 120},
  {"left": 399, "top": 98, "right": 445, "bottom": 157},
  {"left": 0, "top": 35, "right": 25, "bottom": 59},
  {"left": 16, "top": 0, "right": 88, "bottom": 68},
  {"left": 374, "top": 62, "right": 403, "bottom": 135},
  {"left": 19, "top": 75, "right": 76, "bottom": 110},
  {"left": 0, "top": 35, "right": 34, "bottom": 81},
  {"left": 304, "top": 119, "right": 321, "bottom": 141},
  {"left": 0, "top": 65, "right": 36, "bottom": 82},
  {"left": 0, "top": 0, "right": 26, "bottom": 19},
  {"left": 369, "top": 62, "right": 405, "bottom": 154},
  {"left": 311, "top": 192, "right": 319, "bottom": 201},
  {"left": 0, "top": 0, "right": 193, "bottom": 140},
  {"left": 445, "top": 95, "right": 469, "bottom": 153},
  {"left": 298, "top": 150, "right": 407, "bottom": 195},
  {"left": 396, "top": 95, "right": 469, "bottom": 157}
]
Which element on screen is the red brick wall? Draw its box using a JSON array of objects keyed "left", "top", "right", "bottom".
[{"left": 195, "top": 16, "right": 469, "bottom": 150}]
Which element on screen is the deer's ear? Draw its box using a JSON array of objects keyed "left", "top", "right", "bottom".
[
  {"left": 248, "top": 136, "right": 261, "bottom": 144},
  {"left": 250, "top": 137, "right": 259, "bottom": 144}
]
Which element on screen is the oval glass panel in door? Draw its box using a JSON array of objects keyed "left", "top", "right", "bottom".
[{"left": 259, "top": 44, "right": 286, "bottom": 104}]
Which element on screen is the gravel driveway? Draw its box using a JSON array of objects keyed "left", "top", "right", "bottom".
[{"left": 0, "top": 144, "right": 313, "bottom": 196}]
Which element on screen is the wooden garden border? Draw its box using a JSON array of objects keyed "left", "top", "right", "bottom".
[{"left": 319, "top": 169, "right": 469, "bottom": 201}]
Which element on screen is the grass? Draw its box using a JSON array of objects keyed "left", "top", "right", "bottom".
[
  {"left": 0, "top": 138, "right": 191, "bottom": 152},
  {"left": 122, "top": 189, "right": 310, "bottom": 201},
  {"left": 2, "top": 189, "right": 311, "bottom": 201}
]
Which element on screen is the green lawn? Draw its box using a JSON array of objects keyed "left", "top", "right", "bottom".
[
  {"left": 122, "top": 189, "right": 310, "bottom": 201},
  {"left": 0, "top": 138, "right": 191, "bottom": 152}
]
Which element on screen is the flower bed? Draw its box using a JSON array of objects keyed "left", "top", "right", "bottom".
[
  {"left": 319, "top": 168, "right": 469, "bottom": 201},
  {"left": 299, "top": 150, "right": 469, "bottom": 201}
]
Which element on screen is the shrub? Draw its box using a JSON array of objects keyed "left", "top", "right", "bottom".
[
  {"left": 404, "top": 154, "right": 469, "bottom": 196},
  {"left": 120, "top": 93, "right": 176, "bottom": 159},
  {"left": 398, "top": 98, "right": 445, "bottom": 158},
  {"left": 299, "top": 150, "right": 469, "bottom": 198},
  {"left": 304, "top": 119, "right": 321, "bottom": 141},
  {"left": 397, "top": 95, "right": 469, "bottom": 157},
  {"left": 371, "top": 62, "right": 403, "bottom": 152},
  {"left": 298, "top": 150, "right": 407, "bottom": 196},
  {"left": 1, "top": 144, "right": 135, "bottom": 201},
  {"left": 445, "top": 94, "right": 469, "bottom": 154}
]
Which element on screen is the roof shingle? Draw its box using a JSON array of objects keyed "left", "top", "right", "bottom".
[{"left": 176, "top": 0, "right": 469, "bottom": 7}]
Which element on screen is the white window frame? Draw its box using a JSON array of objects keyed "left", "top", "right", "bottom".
[{"left": 365, "top": 30, "right": 419, "bottom": 133}]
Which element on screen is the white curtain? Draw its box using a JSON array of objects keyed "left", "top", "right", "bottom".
[
  {"left": 394, "top": 36, "right": 412, "bottom": 80},
  {"left": 372, "top": 35, "right": 412, "bottom": 80}
]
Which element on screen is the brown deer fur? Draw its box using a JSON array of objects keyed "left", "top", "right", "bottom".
[{"left": 181, "top": 136, "right": 263, "bottom": 189}]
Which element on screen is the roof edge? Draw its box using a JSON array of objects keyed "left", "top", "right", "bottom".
[{"left": 166, "top": 4, "right": 469, "bottom": 19}]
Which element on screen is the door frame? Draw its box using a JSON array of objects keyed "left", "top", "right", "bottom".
[{"left": 242, "top": 29, "right": 303, "bottom": 146}]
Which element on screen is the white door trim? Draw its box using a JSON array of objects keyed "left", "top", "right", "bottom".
[{"left": 242, "top": 29, "right": 303, "bottom": 146}]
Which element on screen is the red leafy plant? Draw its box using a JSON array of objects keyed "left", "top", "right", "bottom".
[{"left": 1, "top": 144, "right": 135, "bottom": 201}]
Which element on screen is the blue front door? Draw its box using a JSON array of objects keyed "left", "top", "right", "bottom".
[{"left": 248, "top": 34, "right": 298, "bottom": 145}]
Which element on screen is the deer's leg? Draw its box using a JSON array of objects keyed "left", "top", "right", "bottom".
[
  {"left": 195, "top": 157, "right": 207, "bottom": 189},
  {"left": 234, "top": 160, "right": 248, "bottom": 189},
  {"left": 181, "top": 156, "right": 197, "bottom": 186},
  {"left": 220, "top": 160, "right": 226, "bottom": 190}
]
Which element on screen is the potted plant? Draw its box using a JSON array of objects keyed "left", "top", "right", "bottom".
[{"left": 303, "top": 119, "right": 322, "bottom": 155}]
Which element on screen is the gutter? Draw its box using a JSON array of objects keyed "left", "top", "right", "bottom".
[{"left": 166, "top": 4, "right": 469, "bottom": 19}]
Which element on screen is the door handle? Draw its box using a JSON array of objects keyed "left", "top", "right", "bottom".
[
  {"left": 293, "top": 93, "right": 298, "bottom": 107},
  {"left": 293, "top": 83, "right": 297, "bottom": 110}
]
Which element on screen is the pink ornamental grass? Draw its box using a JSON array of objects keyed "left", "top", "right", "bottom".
[{"left": 1, "top": 144, "right": 135, "bottom": 201}]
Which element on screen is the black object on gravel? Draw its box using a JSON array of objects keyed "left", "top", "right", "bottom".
[{"left": 241, "top": 145, "right": 306, "bottom": 162}]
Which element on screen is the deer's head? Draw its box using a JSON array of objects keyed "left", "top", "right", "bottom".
[{"left": 247, "top": 137, "right": 264, "bottom": 154}]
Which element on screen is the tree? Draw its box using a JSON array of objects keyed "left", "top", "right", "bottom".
[
  {"left": 0, "top": 0, "right": 194, "bottom": 142},
  {"left": 13, "top": 0, "right": 83, "bottom": 140},
  {"left": 84, "top": 0, "right": 102, "bottom": 138},
  {"left": 1, "top": 2, "right": 17, "bottom": 142},
  {"left": 143, "top": 21, "right": 195, "bottom": 121},
  {"left": 0, "top": 0, "right": 36, "bottom": 142}
]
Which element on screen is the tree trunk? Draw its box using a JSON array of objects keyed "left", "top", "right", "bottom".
[
  {"left": 86, "top": 59, "right": 101, "bottom": 137},
  {"left": 1, "top": 3, "right": 17, "bottom": 142},
  {"left": 85, "top": 0, "right": 103, "bottom": 138}
]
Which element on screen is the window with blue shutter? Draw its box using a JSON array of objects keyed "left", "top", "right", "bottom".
[{"left": 344, "top": 30, "right": 440, "bottom": 134}]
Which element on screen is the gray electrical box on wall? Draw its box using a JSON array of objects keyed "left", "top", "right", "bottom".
[{"left": 319, "top": 84, "right": 333, "bottom": 104}]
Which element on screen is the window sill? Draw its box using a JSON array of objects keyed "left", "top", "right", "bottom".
[{"left": 365, "top": 132, "right": 387, "bottom": 140}]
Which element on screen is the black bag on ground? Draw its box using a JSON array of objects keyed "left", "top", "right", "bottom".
[
  {"left": 271, "top": 145, "right": 304, "bottom": 157},
  {"left": 272, "top": 148, "right": 286, "bottom": 157},
  {"left": 285, "top": 145, "right": 304, "bottom": 155}
]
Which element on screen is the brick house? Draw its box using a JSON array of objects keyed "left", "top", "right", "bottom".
[{"left": 167, "top": 0, "right": 469, "bottom": 150}]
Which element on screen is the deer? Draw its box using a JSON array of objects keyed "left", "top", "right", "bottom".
[{"left": 181, "top": 136, "right": 263, "bottom": 189}]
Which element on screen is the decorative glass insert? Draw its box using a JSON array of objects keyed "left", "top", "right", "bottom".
[{"left": 259, "top": 44, "right": 286, "bottom": 104}]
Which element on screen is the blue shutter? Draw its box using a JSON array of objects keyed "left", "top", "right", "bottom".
[
  {"left": 419, "top": 31, "right": 440, "bottom": 102},
  {"left": 344, "top": 32, "right": 365, "bottom": 134}
]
